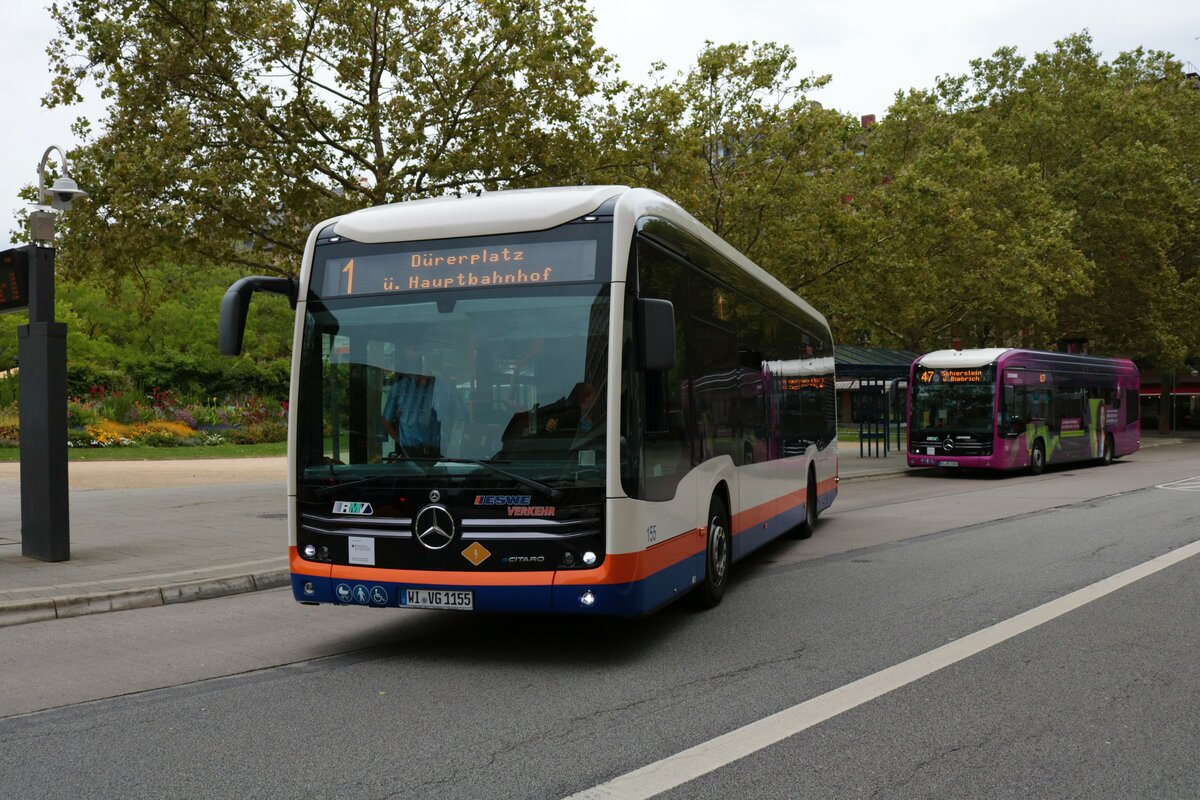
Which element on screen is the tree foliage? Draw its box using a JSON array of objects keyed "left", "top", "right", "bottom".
[
  {"left": 33, "top": 10, "right": 1200, "bottom": 378},
  {"left": 594, "top": 42, "right": 865, "bottom": 292},
  {"left": 929, "top": 33, "right": 1200, "bottom": 367},
  {"left": 46, "top": 0, "right": 617, "bottom": 280},
  {"left": 838, "top": 90, "right": 1088, "bottom": 350}
]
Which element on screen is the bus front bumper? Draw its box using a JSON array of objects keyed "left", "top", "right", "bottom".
[{"left": 908, "top": 454, "right": 996, "bottom": 469}]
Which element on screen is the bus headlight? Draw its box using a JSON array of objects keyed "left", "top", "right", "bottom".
[
  {"left": 302, "top": 581, "right": 316, "bottom": 595},
  {"left": 580, "top": 591, "right": 596, "bottom": 607},
  {"left": 582, "top": 551, "right": 597, "bottom": 566},
  {"left": 303, "top": 544, "right": 317, "bottom": 559}
]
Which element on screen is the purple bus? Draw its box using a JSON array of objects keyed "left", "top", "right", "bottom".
[{"left": 907, "top": 348, "right": 1140, "bottom": 474}]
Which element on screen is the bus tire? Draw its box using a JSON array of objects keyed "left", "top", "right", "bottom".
[
  {"left": 790, "top": 469, "right": 818, "bottom": 540},
  {"left": 1099, "top": 434, "right": 1114, "bottom": 466},
  {"left": 696, "top": 494, "right": 731, "bottom": 609},
  {"left": 1029, "top": 439, "right": 1046, "bottom": 476}
]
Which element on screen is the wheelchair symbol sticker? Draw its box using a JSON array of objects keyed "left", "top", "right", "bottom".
[{"left": 370, "top": 586, "right": 388, "bottom": 605}]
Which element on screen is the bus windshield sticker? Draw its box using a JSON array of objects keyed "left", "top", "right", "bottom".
[
  {"left": 322, "top": 239, "right": 598, "bottom": 296},
  {"left": 347, "top": 536, "right": 376, "bottom": 566}
]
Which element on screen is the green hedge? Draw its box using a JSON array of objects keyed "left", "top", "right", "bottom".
[{"left": 67, "top": 353, "right": 288, "bottom": 402}]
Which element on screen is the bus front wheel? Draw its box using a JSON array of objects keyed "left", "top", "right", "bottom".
[
  {"left": 696, "top": 494, "right": 731, "bottom": 609},
  {"left": 1099, "top": 434, "right": 1114, "bottom": 466},
  {"left": 1029, "top": 439, "right": 1046, "bottom": 476}
]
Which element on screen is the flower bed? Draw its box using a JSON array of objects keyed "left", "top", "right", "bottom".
[{"left": 3, "top": 386, "right": 288, "bottom": 449}]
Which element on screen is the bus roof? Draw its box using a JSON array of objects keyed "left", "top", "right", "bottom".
[
  {"left": 331, "top": 185, "right": 630, "bottom": 243},
  {"left": 916, "top": 348, "right": 1011, "bottom": 369},
  {"left": 915, "top": 347, "right": 1137, "bottom": 372}
]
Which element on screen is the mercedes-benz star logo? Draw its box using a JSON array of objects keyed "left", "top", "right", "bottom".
[
  {"left": 414, "top": 504, "right": 455, "bottom": 551},
  {"left": 942, "top": 438, "right": 955, "bottom": 452}
]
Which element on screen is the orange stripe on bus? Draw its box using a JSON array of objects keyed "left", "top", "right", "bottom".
[
  {"left": 731, "top": 474, "right": 838, "bottom": 536},
  {"left": 329, "top": 563, "right": 557, "bottom": 586},
  {"left": 290, "top": 546, "right": 331, "bottom": 577},
  {"left": 291, "top": 475, "right": 839, "bottom": 589},
  {"left": 291, "top": 529, "right": 707, "bottom": 588},
  {"left": 556, "top": 527, "right": 706, "bottom": 586}
]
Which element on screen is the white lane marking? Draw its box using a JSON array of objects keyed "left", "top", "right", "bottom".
[
  {"left": 1156, "top": 476, "right": 1200, "bottom": 491},
  {"left": 565, "top": 537, "right": 1200, "bottom": 800}
]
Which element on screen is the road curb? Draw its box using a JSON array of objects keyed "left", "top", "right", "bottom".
[
  {"left": 840, "top": 469, "right": 912, "bottom": 484},
  {"left": 0, "top": 568, "right": 290, "bottom": 629}
]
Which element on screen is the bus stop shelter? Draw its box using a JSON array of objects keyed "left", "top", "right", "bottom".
[{"left": 834, "top": 345, "right": 920, "bottom": 455}]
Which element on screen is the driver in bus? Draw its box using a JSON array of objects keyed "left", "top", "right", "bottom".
[
  {"left": 544, "top": 382, "right": 597, "bottom": 436},
  {"left": 382, "top": 346, "right": 443, "bottom": 458}
]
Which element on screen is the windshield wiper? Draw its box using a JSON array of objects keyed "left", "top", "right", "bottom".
[
  {"left": 312, "top": 460, "right": 429, "bottom": 495},
  {"left": 434, "top": 458, "right": 563, "bottom": 501}
]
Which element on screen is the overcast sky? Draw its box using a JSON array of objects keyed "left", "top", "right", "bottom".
[{"left": 3, "top": 0, "right": 1198, "bottom": 249}]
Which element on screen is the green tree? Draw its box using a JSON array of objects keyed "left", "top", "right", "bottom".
[
  {"left": 932, "top": 33, "right": 1200, "bottom": 370},
  {"left": 52, "top": 264, "right": 293, "bottom": 398},
  {"left": 837, "top": 90, "right": 1088, "bottom": 350},
  {"left": 593, "top": 42, "right": 865, "bottom": 292},
  {"left": 46, "top": 0, "right": 618, "bottom": 282}
]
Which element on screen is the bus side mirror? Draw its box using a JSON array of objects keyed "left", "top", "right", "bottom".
[
  {"left": 219, "top": 276, "right": 297, "bottom": 355},
  {"left": 638, "top": 298, "right": 675, "bottom": 371}
]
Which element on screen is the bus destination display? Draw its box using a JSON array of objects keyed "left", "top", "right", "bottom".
[
  {"left": 321, "top": 239, "right": 598, "bottom": 296},
  {"left": 916, "top": 367, "right": 987, "bottom": 384},
  {"left": 0, "top": 248, "right": 30, "bottom": 314}
]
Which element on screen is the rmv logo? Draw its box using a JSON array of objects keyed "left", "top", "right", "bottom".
[{"left": 332, "top": 501, "right": 374, "bottom": 516}]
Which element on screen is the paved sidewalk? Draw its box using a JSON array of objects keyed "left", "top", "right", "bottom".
[
  {"left": 0, "top": 458, "right": 289, "bottom": 627},
  {"left": 0, "top": 435, "right": 1189, "bottom": 627}
]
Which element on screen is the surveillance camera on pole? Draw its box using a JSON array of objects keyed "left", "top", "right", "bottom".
[
  {"left": 48, "top": 176, "right": 87, "bottom": 211},
  {"left": 16, "top": 144, "right": 84, "bottom": 561},
  {"left": 30, "top": 145, "right": 88, "bottom": 241}
]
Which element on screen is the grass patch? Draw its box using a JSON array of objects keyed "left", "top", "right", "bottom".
[{"left": 0, "top": 441, "right": 288, "bottom": 462}]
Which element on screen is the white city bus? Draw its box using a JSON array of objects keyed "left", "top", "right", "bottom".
[{"left": 220, "top": 186, "right": 837, "bottom": 616}]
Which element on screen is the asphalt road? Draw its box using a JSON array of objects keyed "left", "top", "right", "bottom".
[{"left": 2, "top": 444, "right": 1199, "bottom": 799}]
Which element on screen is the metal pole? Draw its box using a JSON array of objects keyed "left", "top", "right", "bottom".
[{"left": 17, "top": 244, "right": 70, "bottom": 561}]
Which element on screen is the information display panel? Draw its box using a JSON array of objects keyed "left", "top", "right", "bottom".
[
  {"left": 916, "top": 367, "right": 989, "bottom": 385},
  {"left": 0, "top": 247, "right": 30, "bottom": 314}
]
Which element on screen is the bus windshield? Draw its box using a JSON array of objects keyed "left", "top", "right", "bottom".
[
  {"left": 910, "top": 368, "right": 996, "bottom": 435},
  {"left": 296, "top": 283, "right": 610, "bottom": 491}
]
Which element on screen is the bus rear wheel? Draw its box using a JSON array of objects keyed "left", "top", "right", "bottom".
[
  {"left": 696, "top": 494, "right": 730, "bottom": 609},
  {"left": 790, "top": 469, "right": 818, "bottom": 540},
  {"left": 1099, "top": 434, "right": 1114, "bottom": 466},
  {"left": 1029, "top": 439, "right": 1046, "bottom": 476}
]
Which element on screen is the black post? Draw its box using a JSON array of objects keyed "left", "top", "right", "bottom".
[{"left": 17, "top": 244, "right": 70, "bottom": 561}]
